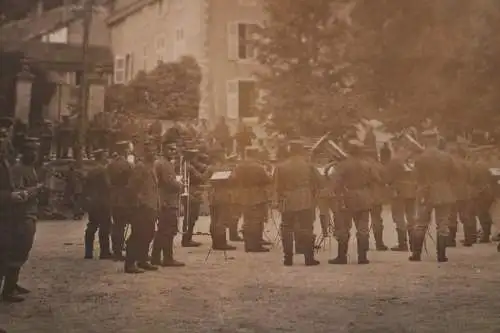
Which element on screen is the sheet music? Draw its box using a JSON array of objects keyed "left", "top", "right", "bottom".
[{"left": 210, "top": 171, "right": 232, "bottom": 181}]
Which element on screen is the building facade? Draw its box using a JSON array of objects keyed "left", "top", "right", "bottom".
[
  {"left": 0, "top": 2, "right": 112, "bottom": 124},
  {"left": 107, "top": 0, "right": 265, "bottom": 131}
]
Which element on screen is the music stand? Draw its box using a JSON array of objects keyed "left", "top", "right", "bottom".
[{"left": 204, "top": 170, "right": 234, "bottom": 262}]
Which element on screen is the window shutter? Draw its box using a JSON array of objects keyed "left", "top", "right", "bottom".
[
  {"left": 113, "top": 55, "right": 126, "bottom": 84},
  {"left": 226, "top": 80, "right": 239, "bottom": 119},
  {"left": 227, "top": 22, "right": 238, "bottom": 60}
]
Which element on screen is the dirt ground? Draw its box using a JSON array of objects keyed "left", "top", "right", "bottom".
[{"left": 1, "top": 208, "right": 500, "bottom": 333}]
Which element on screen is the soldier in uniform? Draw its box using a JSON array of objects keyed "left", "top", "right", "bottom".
[
  {"left": 205, "top": 148, "right": 238, "bottom": 251},
  {"left": 181, "top": 148, "right": 206, "bottom": 247},
  {"left": 124, "top": 140, "right": 159, "bottom": 273},
  {"left": 0, "top": 128, "right": 29, "bottom": 304},
  {"left": 470, "top": 154, "right": 495, "bottom": 244},
  {"left": 232, "top": 147, "right": 272, "bottom": 253},
  {"left": 82, "top": 149, "right": 113, "bottom": 260},
  {"left": 329, "top": 140, "right": 379, "bottom": 265},
  {"left": 409, "top": 131, "right": 457, "bottom": 263},
  {"left": 107, "top": 141, "right": 134, "bottom": 261},
  {"left": 364, "top": 148, "right": 389, "bottom": 251},
  {"left": 385, "top": 145, "right": 417, "bottom": 251},
  {"left": 151, "top": 142, "right": 185, "bottom": 267},
  {"left": 447, "top": 148, "right": 476, "bottom": 247},
  {"left": 274, "top": 141, "right": 321, "bottom": 266},
  {"left": 4, "top": 138, "right": 44, "bottom": 301}
]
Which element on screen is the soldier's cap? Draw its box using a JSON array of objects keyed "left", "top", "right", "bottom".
[
  {"left": 421, "top": 129, "right": 439, "bottom": 137},
  {"left": 0, "top": 117, "right": 14, "bottom": 128},
  {"left": 115, "top": 140, "right": 130, "bottom": 147},
  {"left": 23, "top": 137, "right": 40, "bottom": 149}
]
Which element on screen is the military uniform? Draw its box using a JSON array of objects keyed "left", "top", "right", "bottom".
[
  {"left": 410, "top": 145, "right": 457, "bottom": 262},
  {"left": 329, "top": 141, "right": 379, "bottom": 265},
  {"left": 181, "top": 157, "right": 205, "bottom": 247},
  {"left": 206, "top": 163, "right": 238, "bottom": 251},
  {"left": 448, "top": 156, "right": 476, "bottom": 247},
  {"left": 470, "top": 159, "right": 495, "bottom": 243},
  {"left": 385, "top": 156, "right": 417, "bottom": 251},
  {"left": 124, "top": 143, "right": 159, "bottom": 273},
  {"left": 0, "top": 127, "right": 28, "bottom": 303},
  {"left": 82, "top": 149, "right": 113, "bottom": 259},
  {"left": 5, "top": 138, "right": 43, "bottom": 300},
  {"left": 274, "top": 142, "right": 321, "bottom": 266},
  {"left": 365, "top": 156, "right": 389, "bottom": 251},
  {"left": 233, "top": 148, "right": 272, "bottom": 252},
  {"left": 107, "top": 142, "right": 134, "bottom": 260},
  {"left": 151, "top": 148, "right": 185, "bottom": 267},
  {"left": 317, "top": 171, "right": 335, "bottom": 238}
]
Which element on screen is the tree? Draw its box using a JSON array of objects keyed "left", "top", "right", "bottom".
[
  {"left": 104, "top": 56, "right": 202, "bottom": 120},
  {"left": 256, "top": 0, "right": 359, "bottom": 136}
]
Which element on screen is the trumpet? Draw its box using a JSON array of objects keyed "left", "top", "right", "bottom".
[{"left": 178, "top": 155, "right": 190, "bottom": 198}]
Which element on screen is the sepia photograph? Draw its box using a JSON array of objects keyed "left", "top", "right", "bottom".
[{"left": 0, "top": 0, "right": 500, "bottom": 332}]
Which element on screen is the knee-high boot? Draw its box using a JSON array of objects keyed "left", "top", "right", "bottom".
[
  {"left": 281, "top": 228, "right": 294, "bottom": 266},
  {"left": 151, "top": 233, "right": 162, "bottom": 266},
  {"left": 357, "top": 235, "right": 370, "bottom": 264},
  {"left": 447, "top": 226, "right": 457, "bottom": 247},
  {"left": 162, "top": 236, "right": 185, "bottom": 267},
  {"left": 98, "top": 229, "right": 112, "bottom": 259},
  {"left": 1, "top": 267, "right": 23, "bottom": 303},
  {"left": 84, "top": 229, "right": 95, "bottom": 259},
  {"left": 409, "top": 230, "right": 425, "bottom": 262},
  {"left": 479, "top": 221, "right": 492, "bottom": 243},
  {"left": 328, "top": 239, "right": 348, "bottom": 264},
  {"left": 304, "top": 234, "right": 320, "bottom": 266},
  {"left": 437, "top": 234, "right": 448, "bottom": 263},
  {"left": 373, "top": 228, "right": 388, "bottom": 251}
]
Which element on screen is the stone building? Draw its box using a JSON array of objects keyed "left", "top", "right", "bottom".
[
  {"left": 107, "top": 0, "right": 265, "bottom": 131},
  {"left": 0, "top": 1, "right": 112, "bottom": 126}
]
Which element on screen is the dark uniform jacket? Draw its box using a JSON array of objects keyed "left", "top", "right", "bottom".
[
  {"left": 365, "top": 157, "right": 388, "bottom": 205},
  {"left": 232, "top": 159, "right": 272, "bottom": 206},
  {"left": 107, "top": 156, "right": 134, "bottom": 207},
  {"left": 154, "top": 157, "right": 181, "bottom": 209},
  {"left": 83, "top": 163, "right": 111, "bottom": 210},
  {"left": 385, "top": 157, "right": 417, "bottom": 199},
  {"left": 11, "top": 163, "right": 39, "bottom": 220},
  {"left": 334, "top": 156, "right": 379, "bottom": 212},
  {"left": 128, "top": 161, "right": 158, "bottom": 211},
  {"left": 274, "top": 156, "right": 320, "bottom": 212},
  {"left": 414, "top": 148, "right": 457, "bottom": 205},
  {"left": 0, "top": 158, "right": 15, "bottom": 266}
]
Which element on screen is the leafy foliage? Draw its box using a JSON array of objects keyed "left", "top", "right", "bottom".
[
  {"left": 104, "top": 56, "right": 202, "bottom": 120},
  {"left": 257, "top": 0, "right": 500, "bottom": 136}
]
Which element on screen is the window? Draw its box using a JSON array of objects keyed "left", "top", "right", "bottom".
[
  {"left": 227, "top": 22, "right": 260, "bottom": 61},
  {"left": 226, "top": 79, "right": 257, "bottom": 119},
  {"left": 41, "top": 27, "right": 68, "bottom": 44},
  {"left": 113, "top": 56, "right": 126, "bottom": 84},
  {"left": 174, "top": 27, "right": 186, "bottom": 60}
]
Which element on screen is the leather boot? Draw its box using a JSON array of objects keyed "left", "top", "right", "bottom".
[
  {"left": 319, "top": 215, "right": 329, "bottom": 237},
  {"left": 408, "top": 230, "right": 424, "bottom": 262},
  {"left": 229, "top": 224, "right": 243, "bottom": 242},
  {"left": 244, "top": 228, "right": 269, "bottom": 253},
  {"left": 462, "top": 225, "right": 475, "bottom": 247},
  {"left": 181, "top": 234, "right": 201, "bottom": 247},
  {"left": 150, "top": 244, "right": 162, "bottom": 266},
  {"left": 137, "top": 262, "right": 159, "bottom": 271},
  {"left": 98, "top": 230, "right": 113, "bottom": 259},
  {"left": 437, "top": 235, "right": 448, "bottom": 263},
  {"left": 281, "top": 229, "right": 294, "bottom": 266},
  {"left": 328, "top": 240, "right": 348, "bottom": 265},
  {"left": 304, "top": 235, "right": 320, "bottom": 266},
  {"left": 84, "top": 229, "right": 95, "bottom": 259},
  {"left": 390, "top": 230, "right": 408, "bottom": 252},
  {"left": 162, "top": 236, "right": 185, "bottom": 267},
  {"left": 124, "top": 261, "right": 144, "bottom": 274},
  {"left": 373, "top": 229, "right": 388, "bottom": 251},
  {"left": 408, "top": 230, "right": 414, "bottom": 252},
  {"left": 212, "top": 231, "right": 236, "bottom": 251},
  {"left": 479, "top": 222, "right": 492, "bottom": 243},
  {"left": 447, "top": 227, "right": 457, "bottom": 247},
  {"left": 1, "top": 268, "right": 24, "bottom": 303},
  {"left": 357, "top": 236, "right": 370, "bottom": 264}
]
